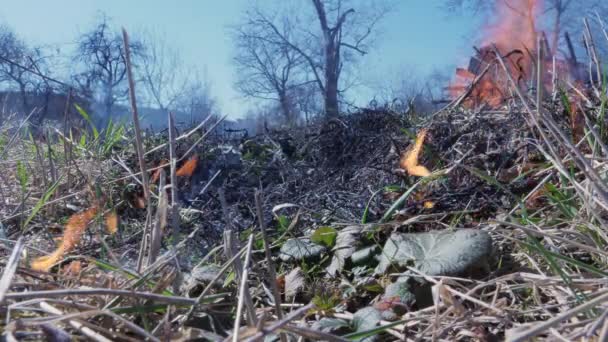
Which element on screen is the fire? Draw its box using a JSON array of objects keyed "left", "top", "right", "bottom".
[
  {"left": 482, "top": 0, "right": 540, "bottom": 55},
  {"left": 400, "top": 128, "right": 431, "bottom": 177},
  {"left": 449, "top": 0, "right": 543, "bottom": 108}
]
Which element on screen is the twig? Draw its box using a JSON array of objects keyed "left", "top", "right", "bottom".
[
  {"left": 144, "top": 114, "right": 213, "bottom": 156},
  {"left": 254, "top": 190, "right": 286, "bottom": 342},
  {"left": 168, "top": 112, "right": 180, "bottom": 247},
  {"left": 244, "top": 302, "right": 315, "bottom": 342},
  {"left": 178, "top": 115, "right": 227, "bottom": 162},
  {"left": 62, "top": 88, "right": 73, "bottom": 194},
  {"left": 508, "top": 290, "right": 608, "bottom": 341},
  {"left": 281, "top": 324, "right": 348, "bottom": 342},
  {"left": 4, "top": 288, "right": 196, "bottom": 305},
  {"left": 167, "top": 111, "right": 183, "bottom": 292},
  {"left": 148, "top": 168, "right": 167, "bottom": 266},
  {"left": 39, "top": 302, "right": 112, "bottom": 342},
  {"left": 182, "top": 247, "right": 246, "bottom": 323},
  {"left": 224, "top": 229, "right": 257, "bottom": 326},
  {"left": 233, "top": 234, "right": 255, "bottom": 342},
  {"left": 0, "top": 237, "right": 24, "bottom": 304}
]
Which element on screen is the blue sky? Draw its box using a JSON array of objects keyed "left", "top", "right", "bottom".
[{"left": 0, "top": 0, "right": 483, "bottom": 118}]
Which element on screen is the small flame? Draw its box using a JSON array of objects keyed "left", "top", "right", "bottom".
[
  {"left": 31, "top": 207, "right": 98, "bottom": 272},
  {"left": 400, "top": 129, "right": 431, "bottom": 177},
  {"left": 176, "top": 155, "right": 199, "bottom": 177},
  {"left": 31, "top": 207, "right": 118, "bottom": 272}
]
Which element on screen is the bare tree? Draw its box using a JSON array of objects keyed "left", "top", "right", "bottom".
[
  {"left": 141, "top": 31, "right": 188, "bottom": 111},
  {"left": 233, "top": 12, "right": 308, "bottom": 125},
  {"left": 0, "top": 24, "right": 55, "bottom": 131},
  {"left": 176, "top": 72, "right": 216, "bottom": 125},
  {"left": 73, "top": 15, "right": 144, "bottom": 120},
  {"left": 246, "top": 0, "right": 387, "bottom": 118}
]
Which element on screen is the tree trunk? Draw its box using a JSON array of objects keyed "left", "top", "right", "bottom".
[
  {"left": 278, "top": 91, "right": 294, "bottom": 126},
  {"left": 324, "top": 41, "right": 340, "bottom": 118},
  {"left": 551, "top": 10, "right": 561, "bottom": 56},
  {"left": 324, "top": 71, "right": 339, "bottom": 117}
]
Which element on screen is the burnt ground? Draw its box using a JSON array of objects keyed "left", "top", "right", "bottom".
[{"left": 2, "top": 94, "right": 607, "bottom": 340}]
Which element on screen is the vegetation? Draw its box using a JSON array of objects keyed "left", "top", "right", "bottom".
[{"left": 1, "top": 1, "right": 608, "bottom": 341}]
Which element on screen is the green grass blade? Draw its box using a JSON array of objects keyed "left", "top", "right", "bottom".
[
  {"left": 23, "top": 176, "right": 62, "bottom": 228},
  {"left": 74, "top": 103, "right": 99, "bottom": 140}
]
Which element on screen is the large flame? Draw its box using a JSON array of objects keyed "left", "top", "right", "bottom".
[
  {"left": 483, "top": 0, "right": 541, "bottom": 55},
  {"left": 449, "top": 0, "right": 544, "bottom": 108}
]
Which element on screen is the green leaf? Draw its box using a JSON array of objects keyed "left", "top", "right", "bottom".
[
  {"left": 277, "top": 215, "right": 290, "bottom": 233},
  {"left": 16, "top": 161, "right": 28, "bottom": 190},
  {"left": 74, "top": 103, "right": 99, "bottom": 140},
  {"left": 543, "top": 183, "right": 577, "bottom": 219},
  {"left": 380, "top": 180, "right": 423, "bottom": 223},
  {"left": 345, "top": 318, "right": 409, "bottom": 341},
  {"left": 79, "top": 133, "right": 87, "bottom": 148},
  {"left": 311, "top": 226, "right": 338, "bottom": 248},
  {"left": 23, "top": 176, "right": 62, "bottom": 228},
  {"left": 223, "top": 270, "right": 236, "bottom": 288}
]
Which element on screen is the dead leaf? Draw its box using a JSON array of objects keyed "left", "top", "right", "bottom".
[
  {"left": 400, "top": 128, "right": 431, "bottom": 177},
  {"left": 61, "top": 260, "right": 82, "bottom": 276},
  {"left": 276, "top": 274, "right": 285, "bottom": 294},
  {"left": 432, "top": 281, "right": 465, "bottom": 315},
  {"left": 133, "top": 195, "right": 146, "bottom": 209},
  {"left": 285, "top": 267, "right": 305, "bottom": 299},
  {"left": 525, "top": 188, "right": 546, "bottom": 210}
]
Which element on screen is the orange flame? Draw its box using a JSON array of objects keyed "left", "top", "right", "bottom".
[
  {"left": 31, "top": 207, "right": 118, "bottom": 272},
  {"left": 450, "top": 0, "right": 543, "bottom": 108},
  {"left": 400, "top": 129, "right": 431, "bottom": 177},
  {"left": 482, "top": 0, "right": 540, "bottom": 54},
  {"left": 150, "top": 159, "right": 169, "bottom": 183},
  {"left": 176, "top": 155, "right": 198, "bottom": 177}
]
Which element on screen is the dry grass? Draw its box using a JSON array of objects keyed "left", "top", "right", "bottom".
[{"left": 1, "top": 28, "right": 608, "bottom": 342}]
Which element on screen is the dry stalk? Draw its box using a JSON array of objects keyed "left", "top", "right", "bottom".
[
  {"left": 254, "top": 190, "right": 286, "bottom": 342},
  {"left": 0, "top": 237, "right": 24, "bottom": 304},
  {"left": 182, "top": 246, "right": 246, "bottom": 323},
  {"left": 233, "top": 234, "right": 255, "bottom": 342},
  {"left": 168, "top": 112, "right": 180, "bottom": 247},
  {"left": 492, "top": 44, "right": 608, "bottom": 207},
  {"left": 148, "top": 168, "right": 167, "bottom": 266},
  {"left": 244, "top": 302, "right": 315, "bottom": 342},
  {"left": 4, "top": 288, "right": 196, "bottom": 305},
  {"left": 122, "top": 28, "right": 153, "bottom": 273},
  {"left": 508, "top": 290, "right": 608, "bottom": 341},
  {"left": 582, "top": 18, "right": 602, "bottom": 90},
  {"left": 224, "top": 228, "right": 257, "bottom": 326},
  {"left": 281, "top": 324, "right": 349, "bottom": 342},
  {"left": 39, "top": 302, "right": 112, "bottom": 342},
  {"left": 62, "top": 88, "right": 73, "bottom": 192}
]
